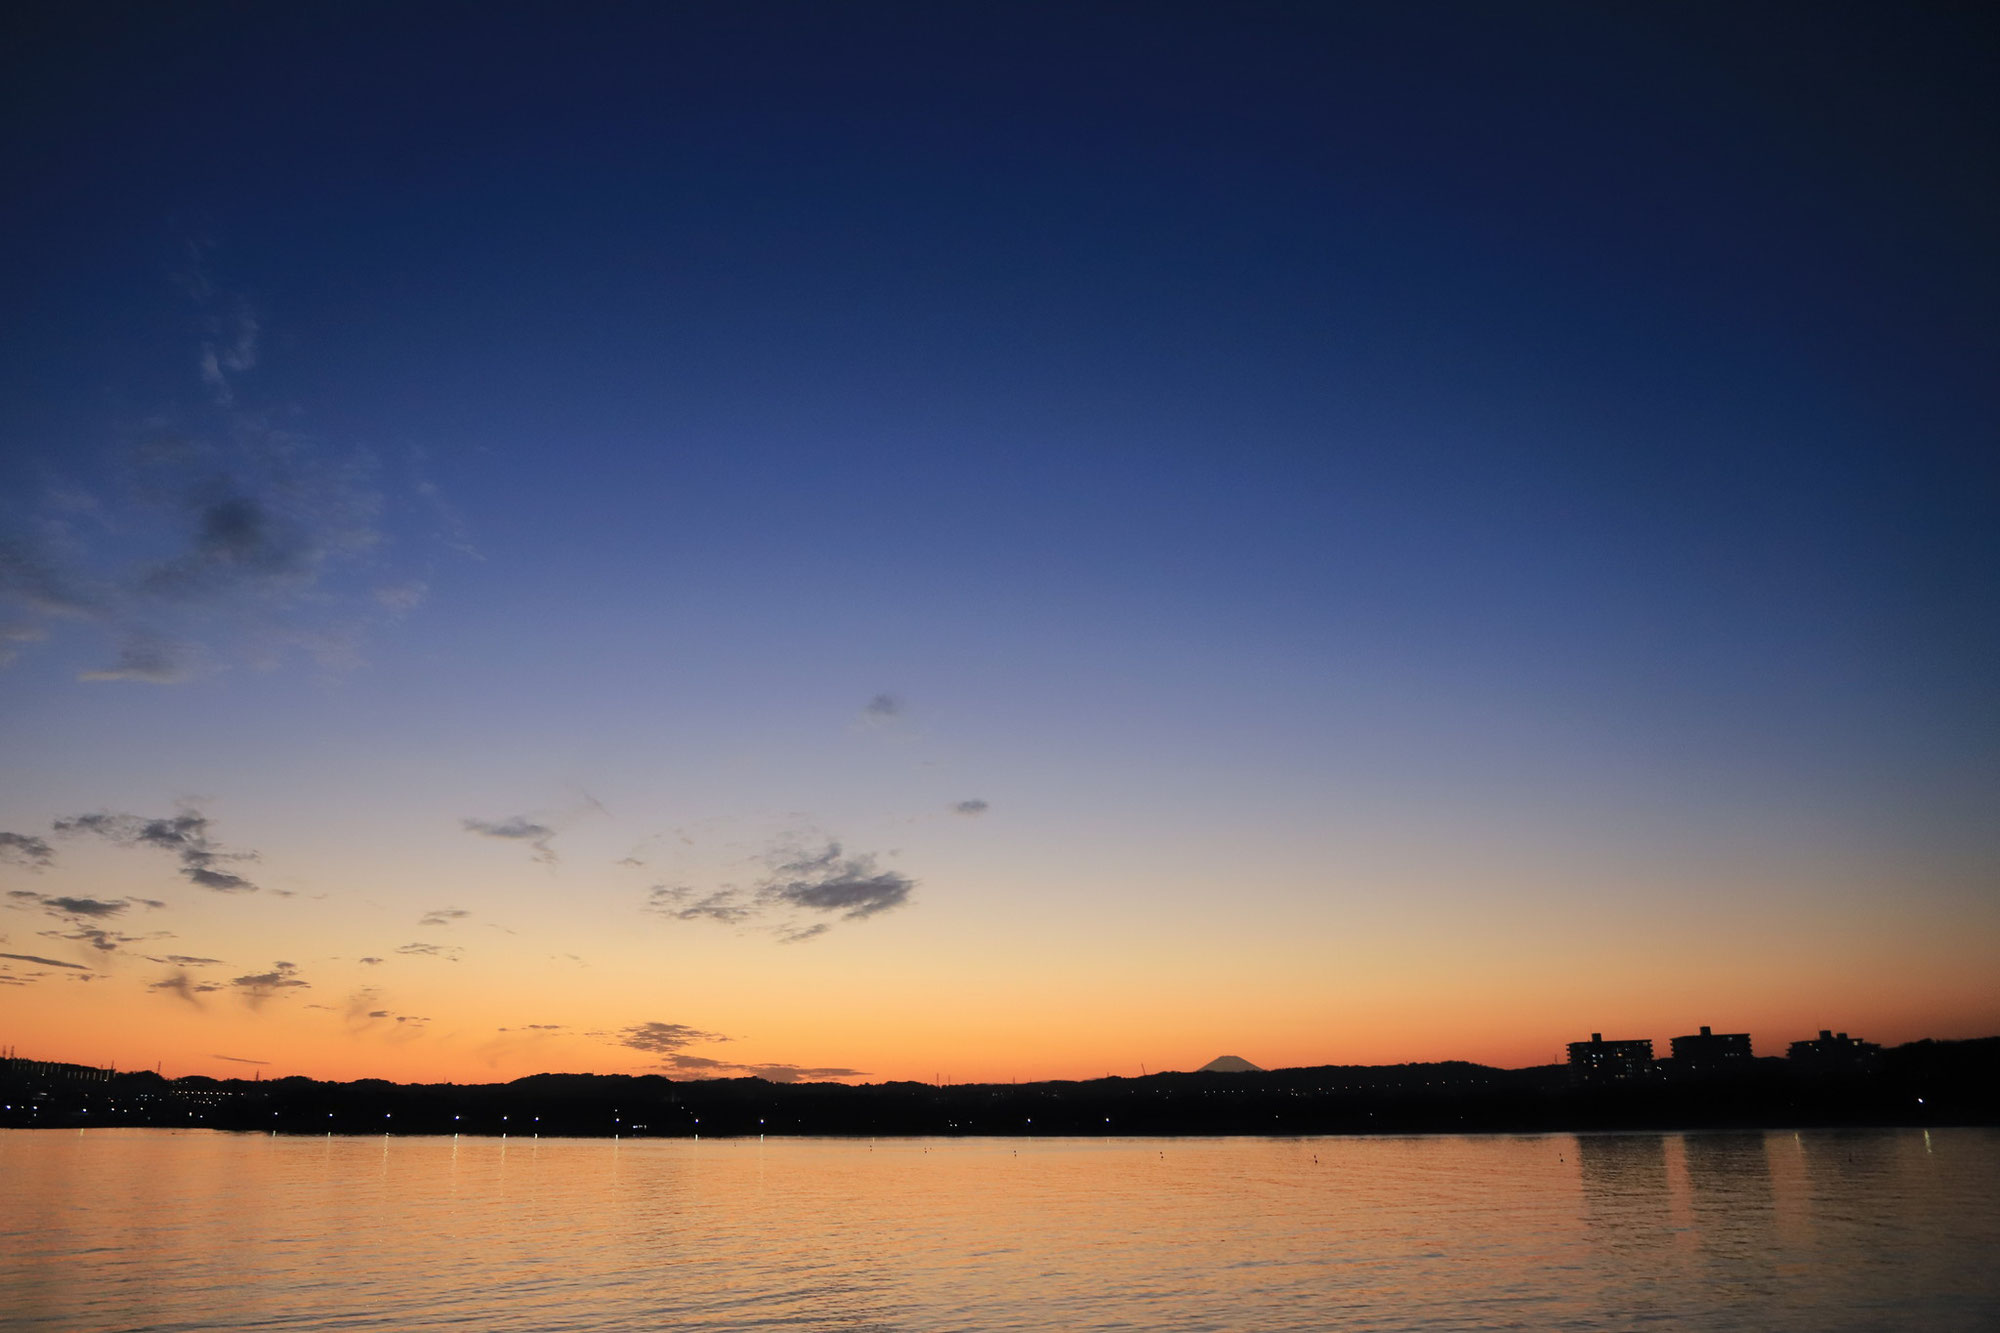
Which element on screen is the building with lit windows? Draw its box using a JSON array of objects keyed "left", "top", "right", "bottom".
[
  {"left": 1566, "top": 1033, "right": 1654, "bottom": 1085},
  {"left": 1787, "top": 1029, "right": 1880, "bottom": 1073},
  {"left": 1668, "top": 1025, "right": 1754, "bottom": 1076}
]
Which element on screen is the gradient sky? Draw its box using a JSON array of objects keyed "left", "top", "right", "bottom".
[{"left": 2, "top": 3, "right": 1995, "bottom": 1084}]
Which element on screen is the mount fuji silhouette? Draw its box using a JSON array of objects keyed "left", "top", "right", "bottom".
[{"left": 1196, "top": 1055, "right": 1264, "bottom": 1073}]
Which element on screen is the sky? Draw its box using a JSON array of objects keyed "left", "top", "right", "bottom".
[{"left": 1, "top": 2, "right": 1995, "bottom": 1085}]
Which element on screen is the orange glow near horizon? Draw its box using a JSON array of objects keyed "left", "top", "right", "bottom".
[{"left": 10, "top": 921, "right": 1995, "bottom": 1086}]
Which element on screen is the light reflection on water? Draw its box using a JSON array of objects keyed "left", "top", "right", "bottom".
[{"left": 2, "top": 1128, "right": 1995, "bottom": 1331}]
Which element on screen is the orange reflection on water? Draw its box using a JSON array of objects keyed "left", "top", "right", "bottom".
[{"left": 2, "top": 1129, "right": 1996, "bottom": 1330}]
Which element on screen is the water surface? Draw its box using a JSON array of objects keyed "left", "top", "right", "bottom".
[{"left": 3, "top": 1128, "right": 1995, "bottom": 1330}]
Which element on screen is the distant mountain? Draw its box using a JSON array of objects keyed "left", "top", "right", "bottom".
[{"left": 1197, "top": 1055, "right": 1264, "bottom": 1073}]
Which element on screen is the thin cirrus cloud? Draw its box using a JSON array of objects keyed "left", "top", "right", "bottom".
[
  {"left": 461, "top": 816, "right": 557, "bottom": 863},
  {"left": 417, "top": 908, "right": 471, "bottom": 927},
  {"left": 79, "top": 635, "right": 192, "bottom": 685},
  {"left": 51, "top": 809, "right": 259, "bottom": 892},
  {"left": 0, "top": 261, "right": 462, "bottom": 684},
  {"left": 196, "top": 298, "right": 259, "bottom": 409},
  {"left": 0, "top": 624, "right": 49, "bottom": 668},
  {"left": 1, "top": 432, "right": 408, "bottom": 684},
  {"left": 950, "top": 799, "right": 989, "bottom": 816}
]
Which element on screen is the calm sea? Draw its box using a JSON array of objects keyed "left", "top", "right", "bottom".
[{"left": 2, "top": 1128, "right": 1995, "bottom": 1331}]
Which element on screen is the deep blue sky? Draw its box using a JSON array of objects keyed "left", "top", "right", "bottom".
[{"left": 1, "top": 4, "right": 1995, "bottom": 1078}]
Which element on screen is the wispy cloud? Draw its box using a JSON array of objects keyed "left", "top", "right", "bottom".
[
  {"left": 615, "top": 1020, "right": 729, "bottom": 1055},
  {"left": 662, "top": 1052, "right": 867, "bottom": 1083},
  {"left": 198, "top": 301, "right": 260, "bottom": 408},
  {"left": 7, "top": 890, "right": 131, "bottom": 919},
  {"left": 8, "top": 890, "right": 169, "bottom": 955},
  {"left": 76, "top": 633, "right": 196, "bottom": 683},
  {"left": 950, "top": 799, "right": 990, "bottom": 816},
  {"left": 643, "top": 885, "right": 755, "bottom": 925},
  {"left": 52, "top": 808, "right": 259, "bottom": 892},
  {"left": 660, "top": 1053, "right": 733, "bottom": 1072},
  {"left": 639, "top": 830, "right": 917, "bottom": 944},
  {"left": 373, "top": 579, "right": 428, "bottom": 614},
  {"left": 0, "top": 530, "right": 103, "bottom": 623},
  {"left": 410, "top": 447, "right": 481, "bottom": 561},
  {"left": 417, "top": 907, "right": 470, "bottom": 927},
  {"left": 0, "top": 623, "right": 49, "bottom": 668},
  {"left": 0, "top": 951, "right": 89, "bottom": 970},
  {"left": 230, "top": 960, "right": 307, "bottom": 1006},
  {"left": 0, "top": 260, "right": 466, "bottom": 683},
  {"left": 0, "top": 832, "right": 55, "bottom": 869},
  {"left": 462, "top": 816, "right": 556, "bottom": 863},
  {"left": 150, "top": 972, "right": 223, "bottom": 1004},
  {"left": 40, "top": 924, "right": 168, "bottom": 955},
  {"left": 395, "top": 941, "right": 462, "bottom": 962},
  {"left": 855, "top": 691, "right": 920, "bottom": 735},
  {"left": 2, "top": 434, "right": 395, "bottom": 681},
  {"left": 345, "top": 989, "right": 430, "bottom": 1027},
  {"left": 758, "top": 840, "right": 913, "bottom": 921}
]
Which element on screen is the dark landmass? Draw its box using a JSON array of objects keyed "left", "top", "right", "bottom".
[{"left": 4, "top": 1039, "right": 1995, "bottom": 1137}]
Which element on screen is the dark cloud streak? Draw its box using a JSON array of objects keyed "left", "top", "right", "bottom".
[
  {"left": 395, "top": 942, "right": 462, "bottom": 961},
  {"left": 7, "top": 892, "right": 130, "bottom": 919},
  {"left": 462, "top": 816, "right": 556, "bottom": 863},
  {"left": 759, "top": 841, "right": 913, "bottom": 921},
  {"left": 151, "top": 972, "right": 222, "bottom": 1004},
  {"left": 52, "top": 809, "right": 260, "bottom": 893},
  {"left": 230, "top": 960, "right": 307, "bottom": 1006},
  {"left": 0, "top": 832, "right": 55, "bottom": 869},
  {"left": 644, "top": 885, "right": 754, "bottom": 925},
  {"left": 662, "top": 1052, "right": 867, "bottom": 1082},
  {"left": 617, "top": 1021, "right": 728, "bottom": 1054},
  {"left": 0, "top": 951, "right": 88, "bottom": 970}
]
